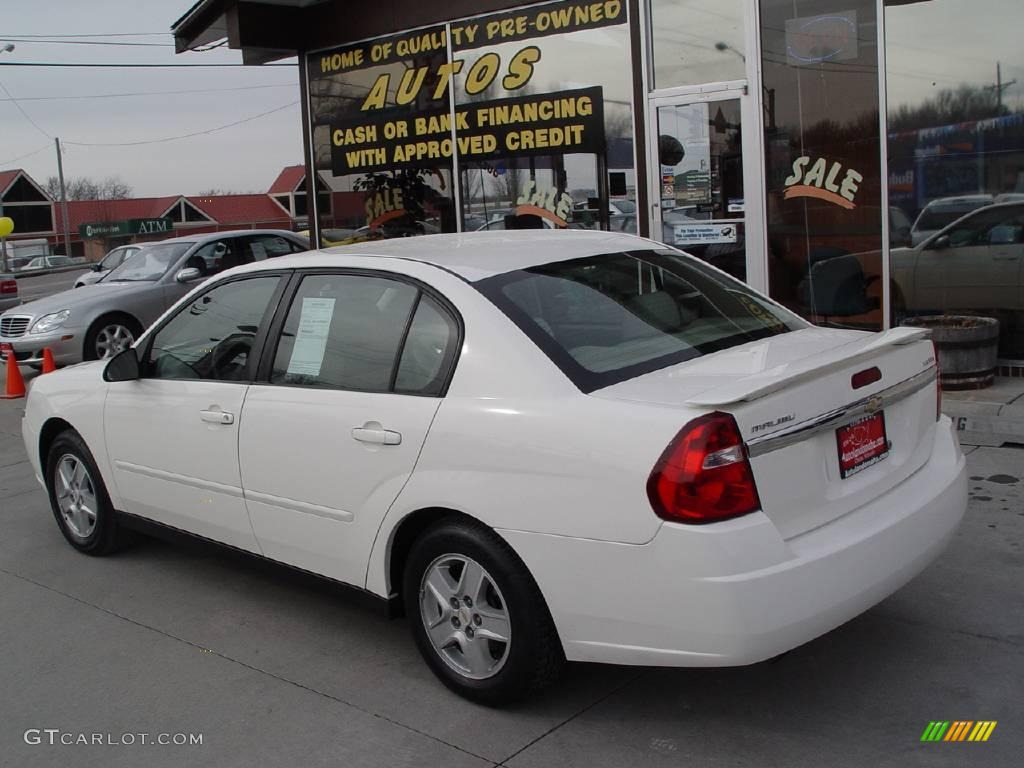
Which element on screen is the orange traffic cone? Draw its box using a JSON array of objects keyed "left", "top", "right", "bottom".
[
  {"left": 41, "top": 348, "right": 56, "bottom": 374},
  {"left": 1, "top": 353, "right": 26, "bottom": 399}
]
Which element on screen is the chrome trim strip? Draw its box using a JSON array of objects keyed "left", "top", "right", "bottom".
[
  {"left": 746, "top": 368, "right": 937, "bottom": 458},
  {"left": 113, "top": 460, "right": 244, "bottom": 498},
  {"left": 244, "top": 488, "right": 354, "bottom": 523}
]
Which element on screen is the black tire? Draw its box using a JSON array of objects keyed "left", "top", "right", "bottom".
[
  {"left": 403, "top": 517, "right": 564, "bottom": 705},
  {"left": 83, "top": 313, "right": 142, "bottom": 362},
  {"left": 45, "top": 429, "right": 126, "bottom": 555}
]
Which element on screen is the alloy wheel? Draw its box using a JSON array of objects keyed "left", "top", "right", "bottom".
[
  {"left": 55, "top": 454, "right": 98, "bottom": 540},
  {"left": 419, "top": 554, "right": 512, "bottom": 680},
  {"left": 94, "top": 324, "right": 134, "bottom": 359}
]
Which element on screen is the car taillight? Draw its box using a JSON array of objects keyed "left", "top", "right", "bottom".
[
  {"left": 932, "top": 340, "right": 942, "bottom": 421},
  {"left": 0, "top": 279, "right": 16, "bottom": 295},
  {"left": 647, "top": 412, "right": 761, "bottom": 524}
]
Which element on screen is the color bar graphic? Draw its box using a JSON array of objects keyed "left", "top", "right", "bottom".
[{"left": 920, "top": 721, "right": 996, "bottom": 742}]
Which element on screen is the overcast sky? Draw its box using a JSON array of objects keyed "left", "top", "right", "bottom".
[{"left": 1, "top": 1, "right": 302, "bottom": 197}]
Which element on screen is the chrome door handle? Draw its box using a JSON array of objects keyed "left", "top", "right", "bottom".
[
  {"left": 200, "top": 408, "right": 234, "bottom": 425},
  {"left": 351, "top": 426, "right": 402, "bottom": 445}
]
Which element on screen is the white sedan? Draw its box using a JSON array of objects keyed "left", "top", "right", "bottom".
[{"left": 22, "top": 231, "right": 966, "bottom": 704}]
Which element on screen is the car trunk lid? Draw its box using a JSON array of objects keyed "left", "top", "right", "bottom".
[{"left": 593, "top": 326, "right": 939, "bottom": 539}]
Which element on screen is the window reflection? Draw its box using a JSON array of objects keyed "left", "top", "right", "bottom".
[
  {"left": 886, "top": 0, "right": 1024, "bottom": 358},
  {"left": 452, "top": 18, "right": 635, "bottom": 233},
  {"left": 650, "top": 0, "right": 746, "bottom": 88},
  {"left": 761, "top": 0, "right": 883, "bottom": 331}
]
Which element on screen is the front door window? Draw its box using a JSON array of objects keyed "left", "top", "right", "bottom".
[{"left": 146, "top": 276, "right": 282, "bottom": 381}]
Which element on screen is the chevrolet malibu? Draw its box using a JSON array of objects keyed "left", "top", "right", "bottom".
[{"left": 21, "top": 231, "right": 966, "bottom": 704}]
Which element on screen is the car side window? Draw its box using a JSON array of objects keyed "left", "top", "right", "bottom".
[
  {"left": 394, "top": 295, "right": 459, "bottom": 395},
  {"left": 271, "top": 274, "right": 417, "bottom": 391},
  {"left": 146, "top": 276, "right": 281, "bottom": 382},
  {"left": 270, "top": 274, "right": 458, "bottom": 395},
  {"left": 248, "top": 235, "right": 302, "bottom": 260}
]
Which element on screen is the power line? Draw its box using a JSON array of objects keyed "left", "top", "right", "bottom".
[
  {"left": 63, "top": 101, "right": 299, "bottom": 147},
  {"left": 0, "top": 79, "right": 51, "bottom": 139},
  {"left": 0, "top": 38, "right": 172, "bottom": 47},
  {"left": 1, "top": 32, "right": 169, "bottom": 38},
  {"left": 0, "top": 82, "right": 296, "bottom": 102},
  {"left": 0, "top": 143, "right": 51, "bottom": 166},
  {"left": 0, "top": 61, "right": 295, "bottom": 68}
]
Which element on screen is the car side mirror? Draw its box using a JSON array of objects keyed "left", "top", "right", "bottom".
[
  {"left": 92, "top": 263, "right": 102, "bottom": 271},
  {"left": 930, "top": 234, "right": 950, "bottom": 251},
  {"left": 175, "top": 267, "right": 201, "bottom": 283},
  {"left": 103, "top": 347, "right": 140, "bottom": 382}
]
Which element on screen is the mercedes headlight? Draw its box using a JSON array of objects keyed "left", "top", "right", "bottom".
[{"left": 30, "top": 310, "right": 71, "bottom": 334}]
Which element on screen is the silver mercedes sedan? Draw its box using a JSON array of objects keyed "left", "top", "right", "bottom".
[{"left": 0, "top": 229, "right": 308, "bottom": 368}]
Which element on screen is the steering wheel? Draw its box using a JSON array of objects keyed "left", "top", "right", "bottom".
[{"left": 208, "top": 333, "right": 254, "bottom": 379}]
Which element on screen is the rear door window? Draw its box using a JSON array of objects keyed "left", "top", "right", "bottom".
[
  {"left": 476, "top": 250, "right": 805, "bottom": 392},
  {"left": 269, "top": 273, "right": 459, "bottom": 395}
]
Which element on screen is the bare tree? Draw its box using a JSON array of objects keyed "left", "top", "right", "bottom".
[
  {"left": 44, "top": 175, "right": 133, "bottom": 201},
  {"left": 889, "top": 84, "right": 1014, "bottom": 133}
]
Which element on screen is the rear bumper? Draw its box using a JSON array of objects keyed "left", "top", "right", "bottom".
[{"left": 499, "top": 416, "right": 966, "bottom": 667}]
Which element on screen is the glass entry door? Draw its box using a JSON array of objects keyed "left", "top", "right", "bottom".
[{"left": 649, "top": 91, "right": 762, "bottom": 287}]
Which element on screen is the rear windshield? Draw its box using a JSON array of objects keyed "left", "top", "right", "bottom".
[{"left": 476, "top": 249, "right": 806, "bottom": 392}]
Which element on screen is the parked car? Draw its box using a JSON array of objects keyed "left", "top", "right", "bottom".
[
  {"left": 892, "top": 202, "right": 1024, "bottom": 352},
  {"left": 0, "top": 229, "right": 308, "bottom": 368},
  {"left": 74, "top": 245, "right": 141, "bottom": 288},
  {"left": 0, "top": 272, "right": 19, "bottom": 313},
  {"left": 20, "top": 255, "right": 76, "bottom": 271},
  {"left": 910, "top": 194, "right": 993, "bottom": 246},
  {"left": 20, "top": 231, "right": 965, "bottom": 704}
]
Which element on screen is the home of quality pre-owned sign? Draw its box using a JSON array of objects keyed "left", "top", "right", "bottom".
[{"left": 330, "top": 87, "right": 605, "bottom": 174}]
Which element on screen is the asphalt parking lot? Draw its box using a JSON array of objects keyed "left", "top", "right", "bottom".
[{"left": 1, "top": 369, "right": 1021, "bottom": 767}]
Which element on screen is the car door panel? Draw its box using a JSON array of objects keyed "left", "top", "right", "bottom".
[
  {"left": 236, "top": 271, "right": 459, "bottom": 587},
  {"left": 103, "top": 274, "right": 285, "bottom": 551},
  {"left": 239, "top": 388, "right": 440, "bottom": 584},
  {"left": 105, "top": 379, "right": 257, "bottom": 550}
]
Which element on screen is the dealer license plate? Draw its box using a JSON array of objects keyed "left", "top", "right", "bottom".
[
  {"left": 835, "top": 412, "right": 889, "bottom": 479},
  {"left": 0, "top": 342, "right": 12, "bottom": 360}
]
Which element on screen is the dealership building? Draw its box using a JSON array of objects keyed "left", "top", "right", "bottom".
[{"left": 172, "top": 0, "right": 1024, "bottom": 361}]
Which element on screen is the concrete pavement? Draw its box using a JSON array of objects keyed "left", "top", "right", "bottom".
[
  {"left": 12, "top": 268, "right": 90, "bottom": 304},
  {"left": 0, "top": 383, "right": 1021, "bottom": 767}
]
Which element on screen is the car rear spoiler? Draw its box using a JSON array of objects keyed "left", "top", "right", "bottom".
[{"left": 686, "top": 326, "right": 932, "bottom": 406}]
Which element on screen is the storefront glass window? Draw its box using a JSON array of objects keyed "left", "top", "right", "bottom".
[
  {"left": 885, "top": 0, "right": 1024, "bottom": 359},
  {"left": 450, "top": 4, "right": 633, "bottom": 233},
  {"left": 306, "top": 0, "right": 635, "bottom": 242},
  {"left": 760, "top": 0, "right": 884, "bottom": 331},
  {"left": 649, "top": 0, "right": 745, "bottom": 89},
  {"left": 307, "top": 26, "right": 457, "bottom": 243}
]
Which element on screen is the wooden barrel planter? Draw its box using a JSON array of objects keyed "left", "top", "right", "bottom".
[{"left": 902, "top": 315, "right": 1000, "bottom": 390}]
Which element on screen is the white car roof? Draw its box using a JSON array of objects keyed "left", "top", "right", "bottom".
[{"left": 258, "top": 230, "right": 651, "bottom": 282}]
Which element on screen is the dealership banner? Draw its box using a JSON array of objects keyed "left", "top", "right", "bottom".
[
  {"left": 313, "top": 0, "right": 624, "bottom": 77},
  {"left": 329, "top": 86, "right": 605, "bottom": 174}
]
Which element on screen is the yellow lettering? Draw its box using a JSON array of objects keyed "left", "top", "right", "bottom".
[
  {"left": 503, "top": 46, "right": 541, "bottom": 91},
  {"left": 466, "top": 53, "right": 500, "bottom": 95},
  {"left": 361, "top": 75, "right": 389, "bottom": 111}
]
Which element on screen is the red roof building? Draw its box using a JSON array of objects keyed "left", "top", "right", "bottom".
[{"left": 0, "top": 166, "right": 341, "bottom": 260}]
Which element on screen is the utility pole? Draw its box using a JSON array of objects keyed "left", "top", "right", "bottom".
[
  {"left": 54, "top": 137, "right": 72, "bottom": 258},
  {"left": 0, "top": 198, "right": 8, "bottom": 273},
  {"left": 994, "top": 61, "right": 1017, "bottom": 113}
]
